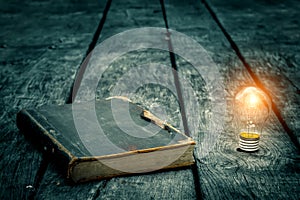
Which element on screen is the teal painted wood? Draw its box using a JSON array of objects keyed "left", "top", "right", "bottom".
[
  {"left": 1, "top": 0, "right": 299, "bottom": 199},
  {"left": 0, "top": 0, "right": 102, "bottom": 199},
  {"left": 207, "top": 0, "right": 300, "bottom": 146},
  {"left": 165, "top": 0, "right": 300, "bottom": 199},
  {"left": 36, "top": 0, "right": 198, "bottom": 199},
  {"left": 93, "top": 0, "right": 198, "bottom": 199}
]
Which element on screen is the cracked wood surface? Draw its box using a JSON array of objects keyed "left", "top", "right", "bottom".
[
  {"left": 0, "top": 0, "right": 299, "bottom": 199},
  {"left": 207, "top": 0, "right": 300, "bottom": 145},
  {"left": 164, "top": 0, "right": 299, "bottom": 199},
  {"left": 0, "top": 0, "right": 102, "bottom": 199}
]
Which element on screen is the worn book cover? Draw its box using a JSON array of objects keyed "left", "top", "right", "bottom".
[{"left": 16, "top": 97, "right": 195, "bottom": 183}]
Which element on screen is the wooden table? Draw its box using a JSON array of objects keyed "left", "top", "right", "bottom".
[{"left": 1, "top": 0, "right": 299, "bottom": 199}]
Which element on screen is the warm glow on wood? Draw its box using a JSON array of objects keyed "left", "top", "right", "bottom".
[{"left": 235, "top": 86, "right": 272, "bottom": 152}]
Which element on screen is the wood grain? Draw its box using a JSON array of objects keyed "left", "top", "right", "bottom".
[
  {"left": 96, "top": 169, "right": 196, "bottom": 200},
  {"left": 165, "top": 0, "right": 300, "bottom": 199},
  {"left": 35, "top": 0, "right": 197, "bottom": 199},
  {"left": 1, "top": 0, "right": 299, "bottom": 199},
  {"left": 207, "top": 0, "right": 300, "bottom": 144},
  {"left": 36, "top": 163, "right": 106, "bottom": 200},
  {"left": 0, "top": 0, "right": 101, "bottom": 199},
  {"left": 93, "top": 0, "right": 198, "bottom": 197}
]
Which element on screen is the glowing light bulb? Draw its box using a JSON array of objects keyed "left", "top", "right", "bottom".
[
  {"left": 234, "top": 87, "right": 271, "bottom": 152},
  {"left": 248, "top": 94, "right": 258, "bottom": 106}
]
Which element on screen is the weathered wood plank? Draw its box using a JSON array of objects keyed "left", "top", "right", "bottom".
[
  {"left": 33, "top": 1, "right": 195, "bottom": 199},
  {"left": 97, "top": 169, "right": 196, "bottom": 200},
  {"left": 2, "top": 0, "right": 298, "bottom": 199},
  {"left": 94, "top": 0, "right": 198, "bottom": 198},
  {"left": 164, "top": 0, "right": 300, "bottom": 199},
  {"left": 35, "top": 163, "right": 105, "bottom": 200},
  {"left": 97, "top": 0, "right": 165, "bottom": 43},
  {"left": 207, "top": 0, "right": 300, "bottom": 145},
  {"left": 0, "top": 0, "right": 102, "bottom": 199},
  {"left": 92, "top": 49, "right": 198, "bottom": 200}
]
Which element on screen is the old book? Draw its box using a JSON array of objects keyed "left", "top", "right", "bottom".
[{"left": 16, "top": 97, "right": 195, "bottom": 183}]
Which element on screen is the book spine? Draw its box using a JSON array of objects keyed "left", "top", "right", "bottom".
[{"left": 16, "top": 109, "right": 74, "bottom": 176}]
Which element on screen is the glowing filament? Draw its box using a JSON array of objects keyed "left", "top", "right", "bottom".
[
  {"left": 234, "top": 86, "right": 271, "bottom": 152},
  {"left": 248, "top": 94, "right": 258, "bottom": 107}
]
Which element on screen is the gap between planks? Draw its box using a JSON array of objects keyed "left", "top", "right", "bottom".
[
  {"left": 66, "top": 0, "right": 113, "bottom": 104},
  {"left": 159, "top": 0, "right": 203, "bottom": 199},
  {"left": 202, "top": 0, "right": 300, "bottom": 151},
  {"left": 31, "top": 0, "right": 114, "bottom": 198}
]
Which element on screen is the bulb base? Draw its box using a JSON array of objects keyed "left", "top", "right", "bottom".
[{"left": 239, "top": 132, "right": 260, "bottom": 152}]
